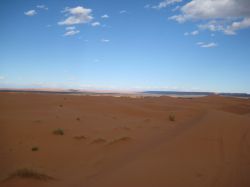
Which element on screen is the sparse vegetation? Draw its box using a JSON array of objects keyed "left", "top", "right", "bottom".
[
  {"left": 108, "top": 137, "right": 131, "bottom": 145},
  {"left": 76, "top": 117, "right": 80, "bottom": 121},
  {"left": 169, "top": 114, "right": 175, "bottom": 122},
  {"left": 91, "top": 138, "right": 106, "bottom": 144},
  {"left": 74, "top": 135, "right": 86, "bottom": 140},
  {"left": 6, "top": 168, "right": 54, "bottom": 181},
  {"left": 31, "top": 146, "right": 39, "bottom": 151},
  {"left": 53, "top": 128, "right": 64, "bottom": 135},
  {"left": 59, "top": 104, "right": 63, "bottom": 108}
]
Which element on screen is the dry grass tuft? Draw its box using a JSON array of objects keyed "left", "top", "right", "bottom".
[
  {"left": 5, "top": 168, "right": 54, "bottom": 181},
  {"left": 31, "top": 146, "right": 39, "bottom": 151},
  {"left": 169, "top": 114, "right": 175, "bottom": 122},
  {"left": 108, "top": 137, "right": 131, "bottom": 145},
  {"left": 91, "top": 138, "right": 106, "bottom": 144},
  {"left": 53, "top": 128, "right": 64, "bottom": 135},
  {"left": 74, "top": 135, "right": 87, "bottom": 140}
]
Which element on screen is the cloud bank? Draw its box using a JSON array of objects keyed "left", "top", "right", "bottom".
[{"left": 155, "top": 0, "right": 250, "bottom": 35}]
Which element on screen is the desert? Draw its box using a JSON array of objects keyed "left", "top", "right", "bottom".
[
  {"left": 1, "top": 92, "right": 250, "bottom": 187},
  {"left": 1, "top": 0, "right": 250, "bottom": 186}
]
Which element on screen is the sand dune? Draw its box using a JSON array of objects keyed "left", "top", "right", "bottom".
[{"left": 0, "top": 93, "right": 250, "bottom": 187}]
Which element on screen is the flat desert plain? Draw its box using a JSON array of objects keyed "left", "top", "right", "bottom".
[{"left": 1, "top": 92, "right": 250, "bottom": 187}]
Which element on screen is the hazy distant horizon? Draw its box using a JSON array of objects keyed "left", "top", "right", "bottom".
[{"left": 1, "top": 86, "right": 250, "bottom": 95}]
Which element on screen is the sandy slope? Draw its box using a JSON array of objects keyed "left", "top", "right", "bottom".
[{"left": 0, "top": 93, "right": 250, "bottom": 187}]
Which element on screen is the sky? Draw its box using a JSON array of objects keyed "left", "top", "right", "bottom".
[{"left": 0, "top": 0, "right": 250, "bottom": 93}]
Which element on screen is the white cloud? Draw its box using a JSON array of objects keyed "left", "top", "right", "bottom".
[
  {"left": 0, "top": 76, "right": 5, "bottom": 80},
  {"left": 144, "top": 4, "right": 151, "bottom": 9},
  {"left": 191, "top": 30, "right": 199, "bottom": 35},
  {"left": 91, "top": 21, "right": 100, "bottom": 27},
  {"left": 168, "top": 0, "right": 250, "bottom": 35},
  {"left": 169, "top": 15, "right": 186, "bottom": 23},
  {"left": 225, "top": 17, "right": 250, "bottom": 35},
  {"left": 184, "top": 30, "right": 199, "bottom": 36},
  {"left": 64, "top": 26, "right": 80, "bottom": 36},
  {"left": 197, "top": 42, "right": 217, "bottom": 48},
  {"left": 24, "top": 10, "right": 37, "bottom": 16},
  {"left": 58, "top": 6, "right": 93, "bottom": 26},
  {"left": 197, "top": 19, "right": 250, "bottom": 35},
  {"left": 172, "top": 5, "right": 180, "bottom": 12},
  {"left": 65, "top": 26, "right": 76, "bottom": 30},
  {"left": 119, "top": 10, "right": 127, "bottom": 14},
  {"left": 101, "top": 39, "right": 110, "bottom": 42},
  {"left": 37, "top": 5, "right": 48, "bottom": 10},
  {"left": 196, "top": 42, "right": 204, "bottom": 45},
  {"left": 64, "top": 30, "right": 80, "bottom": 36},
  {"left": 153, "top": 0, "right": 182, "bottom": 9},
  {"left": 63, "top": 26, "right": 80, "bottom": 36},
  {"left": 198, "top": 21, "right": 225, "bottom": 32},
  {"left": 173, "top": 0, "right": 250, "bottom": 21},
  {"left": 101, "top": 14, "right": 109, "bottom": 18}
]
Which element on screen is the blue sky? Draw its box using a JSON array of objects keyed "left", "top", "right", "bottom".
[{"left": 0, "top": 0, "right": 250, "bottom": 93}]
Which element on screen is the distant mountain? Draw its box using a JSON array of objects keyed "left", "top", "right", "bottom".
[
  {"left": 219, "top": 93, "right": 250, "bottom": 98},
  {"left": 142, "top": 91, "right": 214, "bottom": 96},
  {"left": 142, "top": 91, "right": 250, "bottom": 98}
]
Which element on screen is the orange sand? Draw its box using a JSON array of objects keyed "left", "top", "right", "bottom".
[{"left": 0, "top": 93, "right": 250, "bottom": 187}]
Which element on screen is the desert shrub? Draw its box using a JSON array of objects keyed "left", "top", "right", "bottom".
[
  {"left": 169, "top": 114, "right": 175, "bottom": 122},
  {"left": 6, "top": 168, "right": 53, "bottom": 181},
  {"left": 53, "top": 128, "right": 64, "bottom": 135},
  {"left": 91, "top": 138, "right": 106, "bottom": 144},
  {"left": 31, "top": 146, "right": 39, "bottom": 151},
  {"left": 74, "top": 135, "right": 86, "bottom": 140},
  {"left": 108, "top": 137, "right": 131, "bottom": 145}
]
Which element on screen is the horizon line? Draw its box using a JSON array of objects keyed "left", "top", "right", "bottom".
[{"left": 0, "top": 87, "right": 250, "bottom": 95}]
